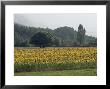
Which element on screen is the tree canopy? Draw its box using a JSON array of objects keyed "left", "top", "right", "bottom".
[{"left": 30, "top": 32, "right": 52, "bottom": 48}]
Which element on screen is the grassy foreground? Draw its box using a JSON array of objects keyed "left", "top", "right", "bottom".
[{"left": 15, "top": 69, "right": 97, "bottom": 76}]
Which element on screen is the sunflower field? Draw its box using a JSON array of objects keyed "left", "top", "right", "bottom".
[{"left": 14, "top": 47, "right": 97, "bottom": 72}]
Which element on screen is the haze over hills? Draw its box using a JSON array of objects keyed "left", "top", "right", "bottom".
[
  {"left": 14, "top": 23, "right": 97, "bottom": 47},
  {"left": 15, "top": 14, "right": 97, "bottom": 37}
]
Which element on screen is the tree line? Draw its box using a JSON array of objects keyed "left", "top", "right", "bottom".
[{"left": 14, "top": 23, "right": 97, "bottom": 47}]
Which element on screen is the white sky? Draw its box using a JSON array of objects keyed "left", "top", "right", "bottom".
[{"left": 14, "top": 13, "right": 97, "bottom": 37}]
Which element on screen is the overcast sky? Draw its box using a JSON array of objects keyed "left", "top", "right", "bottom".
[{"left": 14, "top": 13, "right": 97, "bottom": 37}]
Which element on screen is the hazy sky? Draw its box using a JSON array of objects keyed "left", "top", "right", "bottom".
[{"left": 14, "top": 13, "right": 97, "bottom": 37}]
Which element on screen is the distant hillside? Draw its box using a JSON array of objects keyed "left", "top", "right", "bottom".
[{"left": 14, "top": 23, "right": 97, "bottom": 47}]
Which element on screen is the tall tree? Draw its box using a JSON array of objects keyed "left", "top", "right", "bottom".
[{"left": 77, "top": 24, "right": 86, "bottom": 46}]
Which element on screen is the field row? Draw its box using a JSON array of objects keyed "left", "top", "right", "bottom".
[{"left": 14, "top": 47, "right": 97, "bottom": 72}]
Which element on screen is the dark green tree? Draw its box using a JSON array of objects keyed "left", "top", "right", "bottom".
[
  {"left": 52, "top": 37, "right": 60, "bottom": 46},
  {"left": 77, "top": 24, "right": 86, "bottom": 46},
  {"left": 88, "top": 38, "right": 97, "bottom": 47},
  {"left": 30, "top": 32, "right": 52, "bottom": 48}
]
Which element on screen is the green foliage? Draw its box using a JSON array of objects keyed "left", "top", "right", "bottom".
[
  {"left": 14, "top": 23, "right": 97, "bottom": 47},
  {"left": 77, "top": 24, "right": 86, "bottom": 46},
  {"left": 30, "top": 32, "right": 52, "bottom": 48},
  {"left": 14, "top": 61, "right": 96, "bottom": 73}
]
